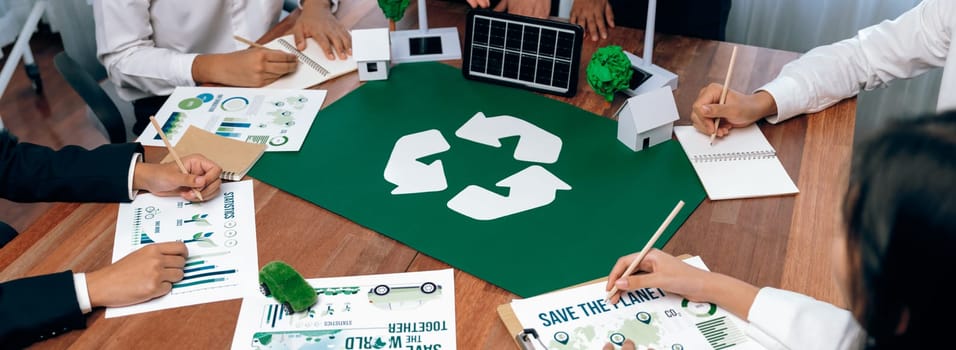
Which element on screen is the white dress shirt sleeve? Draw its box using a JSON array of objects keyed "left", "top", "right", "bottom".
[
  {"left": 745, "top": 287, "right": 865, "bottom": 350},
  {"left": 93, "top": 0, "right": 199, "bottom": 100},
  {"left": 75, "top": 153, "right": 142, "bottom": 314},
  {"left": 128, "top": 153, "right": 142, "bottom": 200},
  {"left": 757, "top": 0, "right": 952, "bottom": 123},
  {"left": 72, "top": 273, "right": 93, "bottom": 314}
]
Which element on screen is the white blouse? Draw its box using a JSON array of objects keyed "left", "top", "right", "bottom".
[
  {"left": 758, "top": 0, "right": 956, "bottom": 123},
  {"left": 93, "top": 0, "right": 337, "bottom": 101}
]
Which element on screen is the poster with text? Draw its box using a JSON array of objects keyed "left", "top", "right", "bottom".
[
  {"left": 509, "top": 257, "right": 766, "bottom": 350},
  {"left": 231, "top": 269, "right": 457, "bottom": 350}
]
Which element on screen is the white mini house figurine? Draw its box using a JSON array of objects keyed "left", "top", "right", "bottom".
[
  {"left": 352, "top": 28, "right": 391, "bottom": 81},
  {"left": 616, "top": 86, "right": 679, "bottom": 152}
]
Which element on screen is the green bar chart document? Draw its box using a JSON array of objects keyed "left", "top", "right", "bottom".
[{"left": 250, "top": 62, "right": 705, "bottom": 297}]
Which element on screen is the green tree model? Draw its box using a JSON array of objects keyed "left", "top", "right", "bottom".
[
  {"left": 378, "top": 0, "right": 411, "bottom": 32},
  {"left": 586, "top": 45, "right": 634, "bottom": 102}
]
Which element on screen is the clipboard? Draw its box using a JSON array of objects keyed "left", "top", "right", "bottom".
[{"left": 496, "top": 254, "right": 693, "bottom": 349}]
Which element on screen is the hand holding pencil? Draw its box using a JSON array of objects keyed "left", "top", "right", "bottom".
[
  {"left": 690, "top": 47, "right": 780, "bottom": 139},
  {"left": 130, "top": 117, "right": 223, "bottom": 202},
  {"left": 605, "top": 246, "right": 719, "bottom": 305},
  {"left": 605, "top": 200, "right": 684, "bottom": 303},
  {"left": 710, "top": 46, "right": 738, "bottom": 146}
]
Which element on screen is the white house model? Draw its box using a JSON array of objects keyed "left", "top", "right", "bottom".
[
  {"left": 352, "top": 28, "right": 391, "bottom": 81},
  {"left": 616, "top": 86, "right": 679, "bottom": 151}
]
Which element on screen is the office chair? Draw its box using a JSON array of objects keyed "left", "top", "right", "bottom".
[{"left": 53, "top": 52, "right": 127, "bottom": 144}]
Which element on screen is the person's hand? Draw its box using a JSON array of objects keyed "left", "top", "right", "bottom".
[
  {"left": 193, "top": 49, "right": 297, "bottom": 87},
  {"left": 294, "top": 0, "right": 351, "bottom": 60},
  {"left": 603, "top": 340, "right": 635, "bottom": 350},
  {"left": 466, "top": 0, "right": 490, "bottom": 8},
  {"left": 570, "top": 0, "right": 615, "bottom": 41},
  {"left": 133, "top": 154, "right": 222, "bottom": 202},
  {"left": 85, "top": 241, "right": 188, "bottom": 308},
  {"left": 493, "top": 0, "right": 550, "bottom": 19},
  {"left": 605, "top": 249, "right": 714, "bottom": 304},
  {"left": 606, "top": 249, "right": 760, "bottom": 319},
  {"left": 690, "top": 83, "right": 778, "bottom": 138}
]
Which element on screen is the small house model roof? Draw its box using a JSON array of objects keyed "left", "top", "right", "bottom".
[
  {"left": 352, "top": 28, "right": 391, "bottom": 62},
  {"left": 621, "top": 86, "right": 679, "bottom": 133}
]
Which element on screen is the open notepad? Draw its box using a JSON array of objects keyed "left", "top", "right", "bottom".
[
  {"left": 674, "top": 124, "right": 798, "bottom": 200},
  {"left": 262, "top": 34, "right": 357, "bottom": 90}
]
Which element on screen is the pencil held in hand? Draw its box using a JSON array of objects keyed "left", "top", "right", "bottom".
[
  {"left": 148, "top": 116, "right": 205, "bottom": 202},
  {"left": 605, "top": 200, "right": 685, "bottom": 301},
  {"left": 710, "top": 46, "right": 738, "bottom": 146},
  {"left": 234, "top": 35, "right": 266, "bottom": 49}
]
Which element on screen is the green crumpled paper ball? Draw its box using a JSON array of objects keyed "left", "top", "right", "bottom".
[
  {"left": 379, "top": 0, "right": 411, "bottom": 22},
  {"left": 586, "top": 45, "right": 634, "bottom": 102}
]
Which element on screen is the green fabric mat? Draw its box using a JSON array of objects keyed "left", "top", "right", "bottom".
[{"left": 250, "top": 62, "right": 705, "bottom": 297}]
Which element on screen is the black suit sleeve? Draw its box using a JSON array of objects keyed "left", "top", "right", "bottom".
[
  {"left": 0, "top": 131, "right": 143, "bottom": 203},
  {"left": 0, "top": 133, "right": 145, "bottom": 347},
  {"left": 0, "top": 271, "right": 87, "bottom": 349}
]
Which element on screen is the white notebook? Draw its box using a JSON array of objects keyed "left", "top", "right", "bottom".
[
  {"left": 674, "top": 124, "right": 798, "bottom": 200},
  {"left": 262, "top": 34, "right": 357, "bottom": 90}
]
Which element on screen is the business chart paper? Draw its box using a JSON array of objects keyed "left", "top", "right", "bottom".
[
  {"left": 136, "top": 87, "right": 326, "bottom": 152},
  {"left": 107, "top": 181, "right": 258, "bottom": 318}
]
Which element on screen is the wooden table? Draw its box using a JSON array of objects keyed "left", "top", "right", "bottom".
[{"left": 1, "top": 1, "right": 855, "bottom": 348}]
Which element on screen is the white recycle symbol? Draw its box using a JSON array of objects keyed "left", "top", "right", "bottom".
[{"left": 383, "top": 112, "right": 572, "bottom": 220}]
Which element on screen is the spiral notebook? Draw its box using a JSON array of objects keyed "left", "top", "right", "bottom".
[
  {"left": 674, "top": 124, "right": 798, "bottom": 200},
  {"left": 262, "top": 34, "right": 357, "bottom": 90}
]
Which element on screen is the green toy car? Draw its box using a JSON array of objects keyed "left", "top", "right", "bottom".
[{"left": 258, "top": 261, "right": 317, "bottom": 314}]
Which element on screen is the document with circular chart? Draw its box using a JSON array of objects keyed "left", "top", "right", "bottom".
[
  {"left": 506, "top": 257, "right": 767, "bottom": 350},
  {"left": 136, "top": 86, "right": 327, "bottom": 152},
  {"left": 107, "top": 181, "right": 259, "bottom": 318}
]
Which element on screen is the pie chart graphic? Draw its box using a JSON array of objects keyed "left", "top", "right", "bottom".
[{"left": 221, "top": 96, "right": 250, "bottom": 112}]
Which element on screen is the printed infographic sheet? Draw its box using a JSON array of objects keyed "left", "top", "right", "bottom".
[
  {"left": 231, "top": 269, "right": 456, "bottom": 350},
  {"left": 107, "top": 181, "right": 259, "bottom": 318},
  {"left": 510, "top": 257, "right": 766, "bottom": 350},
  {"left": 136, "top": 87, "right": 326, "bottom": 151}
]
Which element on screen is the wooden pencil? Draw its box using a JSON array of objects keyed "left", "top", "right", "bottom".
[
  {"left": 710, "top": 45, "right": 739, "bottom": 146},
  {"left": 605, "top": 200, "right": 685, "bottom": 301},
  {"left": 234, "top": 35, "right": 267, "bottom": 49},
  {"left": 148, "top": 116, "right": 205, "bottom": 202}
]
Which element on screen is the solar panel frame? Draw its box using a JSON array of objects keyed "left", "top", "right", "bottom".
[{"left": 462, "top": 10, "right": 584, "bottom": 97}]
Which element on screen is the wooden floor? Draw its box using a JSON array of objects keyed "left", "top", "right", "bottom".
[{"left": 0, "top": 29, "right": 109, "bottom": 234}]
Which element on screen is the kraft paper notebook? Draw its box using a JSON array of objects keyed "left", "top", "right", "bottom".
[
  {"left": 673, "top": 124, "right": 798, "bottom": 200},
  {"left": 162, "top": 126, "right": 266, "bottom": 181},
  {"left": 262, "top": 34, "right": 357, "bottom": 90}
]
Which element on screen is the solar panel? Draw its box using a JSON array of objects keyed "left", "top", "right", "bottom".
[{"left": 463, "top": 10, "right": 584, "bottom": 97}]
